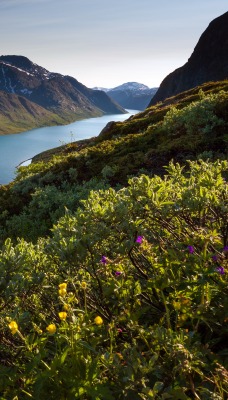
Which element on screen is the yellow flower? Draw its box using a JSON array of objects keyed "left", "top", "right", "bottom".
[
  {"left": 63, "top": 304, "right": 70, "bottom": 311},
  {"left": 173, "top": 301, "right": 181, "bottom": 310},
  {"left": 8, "top": 321, "right": 18, "bottom": 335},
  {"left": 81, "top": 281, "right": 87, "bottom": 289},
  {"left": 59, "top": 312, "right": 67, "bottom": 321},
  {"left": 59, "top": 288, "right": 67, "bottom": 297},
  {"left": 46, "top": 324, "right": 56, "bottom": 334},
  {"left": 59, "top": 283, "right": 67, "bottom": 290},
  {"left": 94, "top": 316, "right": 103, "bottom": 325},
  {"left": 58, "top": 283, "right": 67, "bottom": 297}
]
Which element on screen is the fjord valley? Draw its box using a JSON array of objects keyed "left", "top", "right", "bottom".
[
  {"left": 0, "top": 11, "right": 227, "bottom": 400},
  {"left": 0, "top": 55, "right": 125, "bottom": 135}
]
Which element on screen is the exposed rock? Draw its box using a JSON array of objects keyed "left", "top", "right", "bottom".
[{"left": 149, "top": 12, "right": 228, "bottom": 106}]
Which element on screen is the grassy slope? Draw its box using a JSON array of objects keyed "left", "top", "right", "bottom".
[
  {"left": 0, "top": 91, "right": 68, "bottom": 134},
  {"left": 0, "top": 79, "right": 227, "bottom": 243},
  {"left": 30, "top": 80, "right": 228, "bottom": 185},
  {"left": 0, "top": 90, "right": 103, "bottom": 135}
]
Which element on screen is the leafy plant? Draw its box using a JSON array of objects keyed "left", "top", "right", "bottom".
[{"left": 0, "top": 160, "right": 227, "bottom": 399}]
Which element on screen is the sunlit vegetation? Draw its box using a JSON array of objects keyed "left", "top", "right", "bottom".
[{"left": 0, "top": 81, "right": 227, "bottom": 399}]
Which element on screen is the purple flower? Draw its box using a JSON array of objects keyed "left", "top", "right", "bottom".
[
  {"left": 115, "top": 271, "right": 122, "bottom": 276},
  {"left": 223, "top": 246, "right": 228, "bottom": 252},
  {"left": 100, "top": 256, "right": 107, "bottom": 265},
  {"left": 187, "top": 245, "right": 194, "bottom": 254},
  {"left": 216, "top": 266, "right": 225, "bottom": 275},
  {"left": 135, "top": 236, "right": 143, "bottom": 244},
  {"left": 212, "top": 255, "right": 218, "bottom": 262}
]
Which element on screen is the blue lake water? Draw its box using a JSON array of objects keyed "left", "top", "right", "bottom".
[{"left": 0, "top": 109, "right": 139, "bottom": 184}]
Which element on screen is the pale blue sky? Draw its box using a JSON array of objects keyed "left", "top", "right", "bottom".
[{"left": 1, "top": 0, "right": 227, "bottom": 88}]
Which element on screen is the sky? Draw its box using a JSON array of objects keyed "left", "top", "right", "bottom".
[{"left": 0, "top": 0, "right": 227, "bottom": 89}]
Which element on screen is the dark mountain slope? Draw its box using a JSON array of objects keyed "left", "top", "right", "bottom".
[
  {"left": 149, "top": 12, "right": 228, "bottom": 106},
  {"left": 65, "top": 76, "right": 125, "bottom": 114}
]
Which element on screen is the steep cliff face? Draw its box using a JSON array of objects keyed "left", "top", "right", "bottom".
[{"left": 149, "top": 12, "right": 228, "bottom": 106}]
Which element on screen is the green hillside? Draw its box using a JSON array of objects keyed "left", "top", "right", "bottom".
[
  {"left": 0, "top": 81, "right": 227, "bottom": 399},
  {"left": 31, "top": 80, "right": 228, "bottom": 184},
  {"left": 0, "top": 90, "right": 66, "bottom": 134}
]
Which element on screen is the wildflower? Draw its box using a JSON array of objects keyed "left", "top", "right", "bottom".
[
  {"left": 59, "top": 288, "right": 67, "bottom": 297},
  {"left": 94, "top": 316, "right": 103, "bottom": 325},
  {"left": 81, "top": 281, "right": 87, "bottom": 289},
  {"left": 59, "top": 312, "right": 67, "bottom": 321},
  {"left": 117, "top": 328, "right": 123, "bottom": 333},
  {"left": 59, "top": 282, "right": 67, "bottom": 297},
  {"left": 212, "top": 255, "right": 218, "bottom": 262},
  {"left": 135, "top": 236, "right": 143, "bottom": 244},
  {"left": 223, "top": 246, "right": 228, "bottom": 252},
  {"left": 173, "top": 301, "right": 181, "bottom": 310},
  {"left": 115, "top": 271, "right": 122, "bottom": 276},
  {"left": 46, "top": 324, "right": 56, "bottom": 334},
  {"left": 63, "top": 304, "right": 70, "bottom": 311},
  {"left": 216, "top": 266, "right": 225, "bottom": 275},
  {"left": 59, "top": 283, "right": 67, "bottom": 290},
  {"left": 187, "top": 245, "right": 194, "bottom": 254},
  {"left": 100, "top": 256, "right": 107, "bottom": 265},
  {"left": 8, "top": 321, "right": 18, "bottom": 335}
]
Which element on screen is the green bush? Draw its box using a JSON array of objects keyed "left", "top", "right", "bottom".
[{"left": 0, "top": 160, "right": 227, "bottom": 399}]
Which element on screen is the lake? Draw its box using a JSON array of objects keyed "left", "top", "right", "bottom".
[{"left": 0, "top": 109, "right": 139, "bottom": 184}]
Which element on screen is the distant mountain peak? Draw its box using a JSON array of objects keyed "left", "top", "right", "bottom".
[
  {"left": 104, "top": 82, "right": 158, "bottom": 110},
  {"left": 110, "top": 82, "right": 150, "bottom": 92}
]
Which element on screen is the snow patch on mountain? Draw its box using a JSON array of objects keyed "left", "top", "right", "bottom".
[
  {"left": 92, "top": 87, "right": 109, "bottom": 92},
  {"left": 109, "top": 82, "right": 150, "bottom": 92},
  {"left": 20, "top": 88, "right": 33, "bottom": 95}
]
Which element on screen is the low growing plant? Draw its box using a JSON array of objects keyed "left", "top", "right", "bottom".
[{"left": 0, "top": 160, "right": 227, "bottom": 399}]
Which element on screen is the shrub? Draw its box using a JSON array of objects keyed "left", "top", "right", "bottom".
[{"left": 0, "top": 160, "right": 227, "bottom": 399}]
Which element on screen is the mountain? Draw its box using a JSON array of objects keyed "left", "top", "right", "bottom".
[
  {"left": 93, "top": 87, "right": 109, "bottom": 92},
  {"left": 0, "top": 55, "right": 126, "bottom": 133},
  {"left": 149, "top": 11, "right": 228, "bottom": 106},
  {"left": 105, "top": 82, "right": 157, "bottom": 110}
]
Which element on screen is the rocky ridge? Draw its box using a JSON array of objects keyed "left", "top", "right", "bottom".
[{"left": 149, "top": 11, "right": 228, "bottom": 106}]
